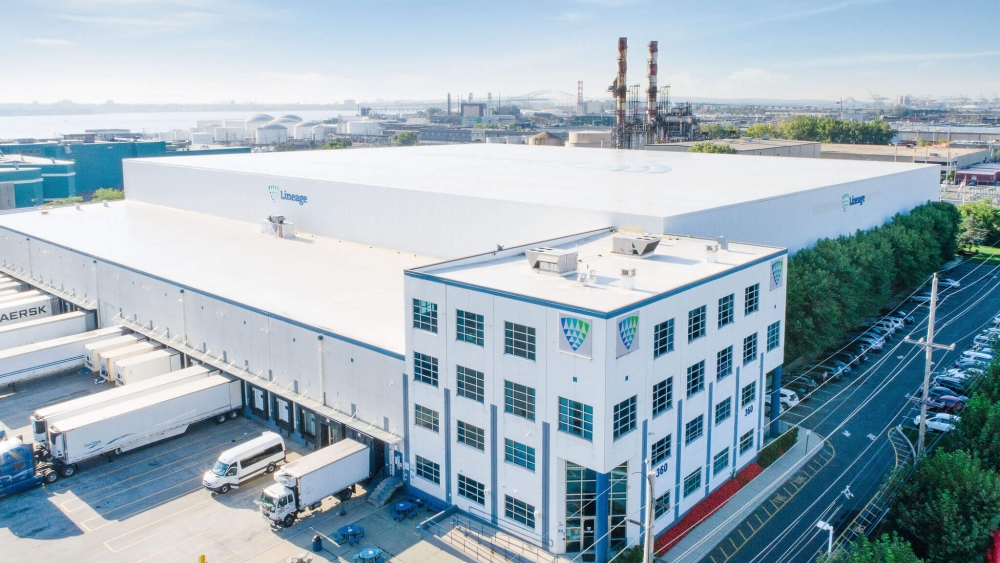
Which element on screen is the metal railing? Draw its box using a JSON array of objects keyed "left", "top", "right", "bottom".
[{"left": 418, "top": 508, "right": 560, "bottom": 563}]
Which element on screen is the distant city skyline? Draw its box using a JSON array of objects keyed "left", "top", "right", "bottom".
[{"left": 3, "top": 0, "right": 999, "bottom": 106}]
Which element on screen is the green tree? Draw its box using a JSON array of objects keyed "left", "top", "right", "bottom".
[
  {"left": 393, "top": 131, "right": 419, "bottom": 146},
  {"left": 776, "top": 116, "right": 895, "bottom": 144},
  {"left": 958, "top": 200, "right": 1000, "bottom": 245},
  {"left": 816, "top": 533, "right": 922, "bottom": 563},
  {"left": 699, "top": 124, "right": 740, "bottom": 139},
  {"left": 91, "top": 188, "right": 124, "bottom": 201},
  {"left": 322, "top": 139, "right": 352, "bottom": 150},
  {"left": 425, "top": 107, "right": 444, "bottom": 116},
  {"left": 949, "top": 394, "right": 1000, "bottom": 473},
  {"left": 743, "top": 123, "right": 779, "bottom": 138},
  {"left": 958, "top": 214, "right": 988, "bottom": 251},
  {"left": 688, "top": 142, "right": 738, "bottom": 154},
  {"left": 894, "top": 450, "right": 1000, "bottom": 563}
]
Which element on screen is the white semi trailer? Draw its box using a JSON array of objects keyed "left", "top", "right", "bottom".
[
  {"left": 0, "top": 281, "right": 26, "bottom": 292},
  {"left": 98, "top": 341, "right": 161, "bottom": 378},
  {"left": 38, "top": 374, "right": 242, "bottom": 479},
  {"left": 258, "top": 439, "right": 370, "bottom": 527},
  {"left": 0, "top": 326, "right": 125, "bottom": 386},
  {"left": 0, "top": 294, "right": 57, "bottom": 329},
  {"left": 29, "top": 365, "right": 217, "bottom": 444},
  {"left": 0, "top": 289, "right": 42, "bottom": 303},
  {"left": 83, "top": 334, "right": 144, "bottom": 372},
  {"left": 0, "top": 311, "right": 95, "bottom": 352},
  {"left": 113, "top": 349, "right": 182, "bottom": 386}
]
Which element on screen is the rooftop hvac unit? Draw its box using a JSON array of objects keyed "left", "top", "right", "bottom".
[
  {"left": 612, "top": 234, "right": 660, "bottom": 257},
  {"left": 261, "top": 215, "right": 295, "bottom": 239},
  {"left": 525, "top": 247, "right": 578, "bottom": 276}
]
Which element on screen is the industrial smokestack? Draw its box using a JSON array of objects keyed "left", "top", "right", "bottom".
[
  {"left": 611, "top": 37, "right": 627, "bottom": 127},
  {"left": 447, "top": 93, "right": 451, "bottom": 116},
  {"left": 647, "top": 41, "right": 658, "bottom": 122}
]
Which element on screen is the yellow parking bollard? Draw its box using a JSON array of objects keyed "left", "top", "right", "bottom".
[{"left": 199, "top": 556, "right": 206, "bottom": 563}]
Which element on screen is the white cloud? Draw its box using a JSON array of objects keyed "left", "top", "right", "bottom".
[
  {"left": 777, "top": 50, "right": 1000, "bottom": 69},
  {"left": 25, "top": 38, "right": 72, "bottom": 46}
]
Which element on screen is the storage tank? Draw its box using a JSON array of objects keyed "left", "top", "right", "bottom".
[
  {"left": 245, "top": 114, "right": 274, "bottom": 132},
  {"left": 294, "top": 121, "right": 323, "bottom": 140},
  {"left": 158, "top": 131, "right": 177, "bottom": 142},
  {"left": 567, "top": 130, "right": 613, "bottom": 148},
  {"left": 191, "top": 132, "right": 213, "bottom": 145},
  {"left": 255, "top": 123, "right": 288, "bottom": 144},
  {"left": 346, "top": 121, "right": 382, "bottom": 136},
  {"left": 222, "top": 119, "right": 247, "bottom": 130},
  {"left": 278, "top": 114, "right": 303, "bottom": 125},
  {"left": 212, "top": 127, "right": 245, "bottom": 142}
]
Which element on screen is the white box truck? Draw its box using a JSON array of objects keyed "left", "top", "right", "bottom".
[
  {"left": 84, "top": 334, "right": 144, "bottom": 372},
  {"left": 0, "top": 294, "right": 57, "bottom": 329},
  {"left": 114, "top": 348, "right": 182, "bottom": 386},
  {"left": 98, "top": 341, "right": 160, "bottom": 378},
  {"left": 0, "top": 311, "right": 95, "bottom": 352},
  {"left": 39, "top": 374, "right": 242, "bottom": 480},
  {"left": 258, "top": 439, "right": 370, "bottom": 527},
  {"left": 30, "top": 365, "right": 218, "bottom": 445},
  {"left": 0, "top": 326, "right": 125, "bottom": 387}
]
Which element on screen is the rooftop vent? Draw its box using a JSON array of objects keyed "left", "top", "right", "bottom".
[
  {"left": 620, "top": 268, "right": 636, "bottom": 290},
  {"left": 261, "top": 215, "right": 295, "bottom": 239},
  {"left": 612, "top": 234, "right": 660, "bottom": 257},
  {"left": 706, "top": 244, "right": 719, "bottom": 263},
  {"left": 525, "top": 247, "right": 578, "bottom": 276}
]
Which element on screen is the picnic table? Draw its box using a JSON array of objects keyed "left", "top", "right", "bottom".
[
  {"left": 354, "top": 547, "right": 384, "bottom": 563},
  {"left": 338, "top": 524, "right": 365, "bottom": 545},
  {"left": 391, "top": 501, "right": 415, "bottom": 521}
]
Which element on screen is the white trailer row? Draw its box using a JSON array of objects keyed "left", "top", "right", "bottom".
[
  {"left": 0, "top": 294, "right": 58, "bottom": 329},
  {"left": 0, "top": 311, "right": 96, "bottom": 352},
  {"left": 114, "top": 348, "right": 182, "bottom": 386},
  {"left": 98, "top": 341, "right": 161, "bottom": 378},
  {"left": 41, "top": 374, "right": 243, "bottom": 478},
  {"left": 30, "top": 365, "right": 218, "bottom": 445},
  {"left": 0, "top": 289, "right": 41, "bottom": 302},
  {"left": 0, "top": 326, "right": 125, "bottom": 386},
  {"left": 84, "top": 334, "right": 145, "bottom": 372}
]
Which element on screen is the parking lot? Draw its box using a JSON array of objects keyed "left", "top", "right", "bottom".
[{"left": 0, "top": 372, "right": 460, "bottom": 563}]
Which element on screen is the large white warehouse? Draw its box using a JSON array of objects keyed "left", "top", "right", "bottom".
[{"left": 0, "top": 145, "right": 936, "bottom": 563}]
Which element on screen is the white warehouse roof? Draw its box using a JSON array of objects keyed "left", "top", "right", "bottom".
[{"left": 123, "top": 144, "right": 938, "bottom": 256}]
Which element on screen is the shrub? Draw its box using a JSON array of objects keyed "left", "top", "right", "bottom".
[{"left": 757, "top": 426, "right": 799, "bottom": 468}]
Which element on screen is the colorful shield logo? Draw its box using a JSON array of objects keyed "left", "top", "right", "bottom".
[
  {"left": 560, "top": 317, "right": 590, "bottom": 352},
  {"left": 771, "top": 259, "right": 783, "bottom": 289},
  {"left": 268, "top": 185, "right": 280, "bottom": 202},
  {"left": 618, "top": 315, "right": 639, "bottom": 350},
  {"left": 842, "top": 193, "right": 850, "bottom": 212}
]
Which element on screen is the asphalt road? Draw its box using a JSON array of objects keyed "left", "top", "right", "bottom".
[{"left": 701, "top": 257, "right": 1000, "bottom": 563}]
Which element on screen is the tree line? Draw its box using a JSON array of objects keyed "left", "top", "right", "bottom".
[
  {"left": 701, "top": 116, "right": 896, "bottom": 145},
  {"left": 785, "top": 202, "right": 961, "bottom": 361}
]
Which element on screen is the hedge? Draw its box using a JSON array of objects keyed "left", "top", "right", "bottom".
[
  {"left": 758, "top": 426, "right": 799, "bottom": 469},
  {"left": 785, "top": 202, "right": 960, "bottom": 361}
]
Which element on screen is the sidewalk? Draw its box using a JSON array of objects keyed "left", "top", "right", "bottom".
[{"left": 660, "top": 429, "right": 825, "bottom": 563}]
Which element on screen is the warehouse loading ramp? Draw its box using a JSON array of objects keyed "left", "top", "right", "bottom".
[{"left": 114, "top": 314, "right": 403, "bottom": 448}]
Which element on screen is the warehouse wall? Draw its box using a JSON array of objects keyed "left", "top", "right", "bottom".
[
  {"left": 661, "top": 166, "right": 939, "bottom": 253},
  {"left": 0, "top": 227, "right": 405, "bottom": 442}
]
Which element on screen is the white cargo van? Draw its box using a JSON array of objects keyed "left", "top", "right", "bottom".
[{"left": 203, "top": 432, "right": 285, "bottom": 494}]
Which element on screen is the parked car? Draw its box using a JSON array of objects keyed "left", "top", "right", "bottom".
[
  {"left": 929, "top": 396, "right": 966, "bottom": 414},
  {"left": 919, "top": 386, "right": 969, "bottom": 402},
  {"left": 956, "top": 357, "right": 988, "bottom": 369},
  {"left": 910, "top": 292, "right": 933, "bottom": 304},
  {"left": 819, "top": 363, "right": 849, "bottom": 379},
  {"left": 974, "top": 334, "right": 994, "bottom": 346},
  {"left": 786, "top": 379, "right": 817, "bottom": 399},
  {"left": 858, "top": 336, "right": 884, "bottom": 352},
  {"left": 963, "top": 350, "right": 993, "bottom": 361},
  {"left": 765, "top": 389, "right": 801, "bottom": 411},
  {"left": 913, "top": 412, "right": 959, "bottom": 432},
  {"left": 931, "top": 377, "right": 966, "bottom": 395},
  {"left": 889, "top": 313, "right": 915, "bottom": 325},
  {"left": 940, "top": 278, "right": 960, "bottom": 289},
  {"left": 834, "top": 352, "right": 861, "bottom": 367},
  {"left": 848, "top": 344, "right": 870, "bottom": 363},
  {"left": 874, "top": 320, "right": 898, "bottom": 334},
  {"left": 867, "top": 327, "right": 893, "bottom": 342}
]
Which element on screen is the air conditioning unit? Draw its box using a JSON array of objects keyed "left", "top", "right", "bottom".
[
  {"left": 613, "top": 234, "right": 660, "bottom": 257},
  {"left": 261, "top": 215, "right": 295, "bottom": 239},
  {"left": 525, "top": 247, "right": 578, "bottom": 276}
]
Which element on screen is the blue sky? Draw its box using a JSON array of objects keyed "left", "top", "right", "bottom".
[{"left": 3, "top": 0, "right": 999, "bottom": 105}]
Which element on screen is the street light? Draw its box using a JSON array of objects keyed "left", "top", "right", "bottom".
[{"left": 816, "top": 520, "right": 834, "bottom": 555}]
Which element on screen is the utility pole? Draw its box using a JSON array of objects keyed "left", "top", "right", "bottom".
[
  {"left": 644, "top": 472, "right": 655, "bottom": 563},
  {"left": 904, "top": 273, "right": 955, "bottom": 458}
]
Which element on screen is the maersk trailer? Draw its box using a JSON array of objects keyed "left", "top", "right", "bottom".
[
  {"left": 30, "top": 365, "right": 217, "bottom": 444},
  {"left": 0, "top": 326, "right": 125, "bottom": 386},
  {"left": 40, "top": 375, "right": 242, "bottom": 478},
  {"left": 0, "top": 311, "right": 95, "bottom": 352},
  {"left": 113, "top": 348, "right": 182, "bottom": 386},
  {"left": 83, "top": 334, "right": 144, "bottom": 372},
  {"left": 99, "top": 341, "right": 161, "bottom": 378},
  {"left": 0, "top": 294, "right": 57, "bottom": 329}
]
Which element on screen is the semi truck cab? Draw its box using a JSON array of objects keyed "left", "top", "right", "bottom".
[{"left": 259, "top": 483, "right": 297, "bottom": 526}]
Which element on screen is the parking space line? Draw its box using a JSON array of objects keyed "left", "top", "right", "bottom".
[{"left": 80, "top": 477, "right": 205, "bottom": 531}]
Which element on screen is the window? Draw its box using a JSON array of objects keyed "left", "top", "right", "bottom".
[
  {"left": 300, "top": 409, "right": 317, "bottom": 437},
  {"left": 683, "top": 468, "right": 702, "bottom": 498},
  {"left": 504, "top": 381, "right": 536, "bottom": 421},
  {"left": 504, "top": 439, "right": 536, "bottom": 471},
  {"left": 242, "top": 443, "right": 284, "bottom": 467},
  {"left": 650, "top": 434, "right": 672, "bottom": 466},
  {"left": 413, "top": 352, "right": 439, "bottom": 387},
  {"left": 612, "top": 396, "right": 637, "bottom": 440},
  {"left": 687, "top": 306, "right": 706, "bottom": 342},
  {"left": 715, "top": 397, "right": 732, "bottom": 425},
  {"left": 718, "top": 294, "right": 734, "bottom": 328},
  {"left": 654, "top": 319, "right": 675, "bottom": 358},
  {"left": 458, "top": 474, "right": 486, "bottom": 505},
  {"left": 652, "top": 378, "right": 673, "bottom": 417},
  {"left": 505, "top": 495, "right": 536, "bottom": 528},
  {"left": 412, "top": 299, "right": 438, "bottom": 333},
  {"left": 713, "top": 447, "right": 731, "bottom": 476},
  {"left": 504, "top": 321, "right": 536, "bottom": 361},
  {"left": 456, "top": 365, "right": 485, "bottom": 403},
  {"left": 558, "top": 397, "right": 594, "bottom": 440},
  {"left": 739, "top": 430, "right": 754, "bottom": 454},
  {"left": 415, "top": 455, "right": 440, "bottom": 484},
  {"left": 414, "top": 404, "right": 439, "bottom": 432},
  {"left": 684, "top": 415, "right": 704, "bottom": 445},
  {"left": 743, "top": 333, "right": 758, "bottom": 365},
  {"left": 457, "top": 421, "right": 485, "bottom": 451},
  {"left": 457, "top": 309, "right": 484, "bottom": 346},
  {"left": 767, "top": 321, "right": 781, "bottom": 351},
  {"left": 745, "top": 284, "right": 759, "bottom": 315},
  {"left": 717, "top": 346, "right": 733, "bottom": 380},
  {"left": 686, "top": 360, "right": 705, "bottom": 397},
  {"left": 741, "top": 381, "right": 757, "bottom": 408},
  {"left": 654, "top": 491, "right": 671, "bottom": 519}
]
